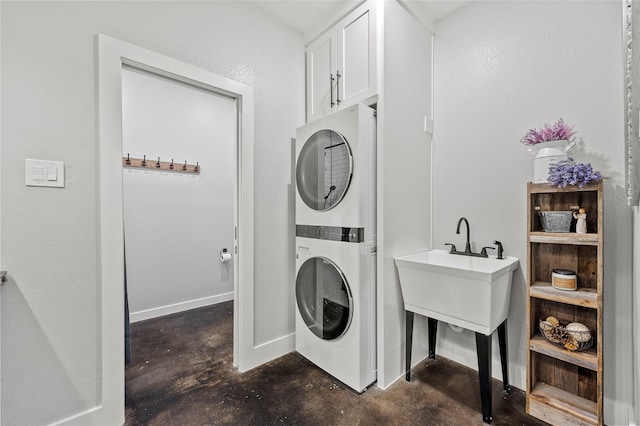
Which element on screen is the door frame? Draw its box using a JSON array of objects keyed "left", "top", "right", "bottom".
[{"left": 95, "top": 34, "right": 254, "bottom": 424}]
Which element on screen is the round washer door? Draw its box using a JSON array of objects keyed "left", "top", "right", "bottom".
[
  {"left": 296, "top": 256, "right": 353, "bottom": 340},
  {"left": 296, "top": 129, "right": 353, "bottom": 211}
]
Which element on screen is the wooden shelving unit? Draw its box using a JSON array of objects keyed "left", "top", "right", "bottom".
[{"left": 526, "top": 182, "right": 603, "bottom": 425}]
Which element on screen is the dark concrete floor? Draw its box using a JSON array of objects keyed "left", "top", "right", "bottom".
[{"left": 125, "top": 301, "right": 547, "bottom": 426}]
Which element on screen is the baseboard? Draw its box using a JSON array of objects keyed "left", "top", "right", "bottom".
[
  {"left": 377, "top": 353, "right": 428, "bottom": 391},
  {"left": 237, "top": 332, "right": 295, "bottom": 373},
  {"left": 47, "top": 406, "right": 103, "bottom": 426},
  {"left": 605, "top": 397, "right": 634, "bottom": 426},
  {"left": 130, "top": 292, "right": 234, "bottom": 323},
  {"left": 376, "top": 342, "right": 429, "bottom": 390}
]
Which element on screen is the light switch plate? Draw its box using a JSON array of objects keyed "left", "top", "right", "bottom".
[{"left": 25, "top": 159, "right": 65, "bottom": 188}]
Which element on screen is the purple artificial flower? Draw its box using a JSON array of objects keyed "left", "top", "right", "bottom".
[
  {"left": 520, "top": 118, "right": 576, "bottom": 146},
  {"left": 547, "top": 158, "right": 603, "bottom": 188}
]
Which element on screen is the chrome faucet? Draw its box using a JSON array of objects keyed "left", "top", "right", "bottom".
[{"left": 456, "top": 217, "right": 471, "bottom": 254}]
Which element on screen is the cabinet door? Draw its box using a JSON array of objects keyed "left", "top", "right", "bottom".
[
  {"left": 336, "top": 3, "right": 376, "bottom": 108},
  {"left": 306, "top": 30, "right": 336, "bottom": 123}
]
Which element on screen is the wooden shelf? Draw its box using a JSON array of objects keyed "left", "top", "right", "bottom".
[
  {"left": 529, "top": 383, "right": 597, "bottom": 425},
  {"left": 527, "top": 182, "right": 603, "bottom": 425},
  {"left": 529, "top": 232, "right": 598, "bottom": 246},
  {"left": 530, "top": 282, "right": 598, "bottom": 309},
  {"left": 529, "top": 335, "right": 597, "bottom": 371},
  {"left": 528, "top": 182, "right": 602, "bottom": 194}
]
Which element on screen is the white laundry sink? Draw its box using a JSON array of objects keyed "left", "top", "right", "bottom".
[{"left": 394, "top": 249, "right": 519, "bottom": 335}]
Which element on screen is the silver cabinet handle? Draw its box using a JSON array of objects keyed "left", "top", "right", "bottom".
[
  {"left": 330, "top": 73, "right": 335, "bottom": 107},
  {"left": 336, "top": 70, "right": 342, "bottom": 104}
]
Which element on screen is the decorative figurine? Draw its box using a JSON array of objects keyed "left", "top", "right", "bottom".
[{"left": 573, "top": 208, "right": 587, "bottom": 234}]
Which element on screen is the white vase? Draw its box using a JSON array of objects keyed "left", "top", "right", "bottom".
[{"left": 531, "top": 140, "right": 571, "bottom": 183}]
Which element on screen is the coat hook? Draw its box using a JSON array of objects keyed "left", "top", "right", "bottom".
[
  {"left": 194, "top": 162, "right": 199, "bottom": 172},
  {"left": 182, "top": 160, "right": 187, "bottom": 171},
  {"left": 156, "top": 157, "right": 161, "bottom": 168},
  {"left": 141, "top": 155, "right": 147, "bottom": 167},
  {"left": 169, "top": 159, "right": 174, "bottom": 170},
  {"left": 125, "top": 153, "right": 131, "bottom": 165}
]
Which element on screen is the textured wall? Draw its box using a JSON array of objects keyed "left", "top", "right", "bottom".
[
  {"left": 433, "top": 1, "right": 630, "bottom": 423},
  {"left": 0, "top": 2, "right": 303, "bottom": 424}
]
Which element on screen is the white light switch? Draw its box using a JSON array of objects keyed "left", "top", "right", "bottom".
[
  {"left": 33, "top": 165, "right": 45, "bottom": 181},
  {"left": 25, "top": 159, "right": 65, "bottom": 188},
  {"left": 47, "top": 166, "right": 58, "bottom": 181}
]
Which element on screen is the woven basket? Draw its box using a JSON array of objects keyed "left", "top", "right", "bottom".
[{"left": 539, "top": 319, "right": 593, "bottom": 352}]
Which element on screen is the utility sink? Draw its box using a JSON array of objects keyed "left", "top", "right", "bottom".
[{"left": 395, "top": 249, "right": 519, "bottom": 335}]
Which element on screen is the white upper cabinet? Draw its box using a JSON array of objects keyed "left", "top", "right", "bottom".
[
  {"left": 306, "top": 29, "right": 337, "bottom": 121},
  {"left": 306, "top": 1, "right": 377, "bottom": 122},
  {"left": 337, "top": 4, "right": 376, "bottom": 107}
]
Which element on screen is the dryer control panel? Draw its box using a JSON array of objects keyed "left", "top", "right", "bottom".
[{"left": 296, "top": 225, "right": 364, "bottom": 243}]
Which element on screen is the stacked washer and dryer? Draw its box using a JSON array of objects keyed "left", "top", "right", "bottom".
[{"left": 294, "top": 103, "right": 377, "bottom": 393}]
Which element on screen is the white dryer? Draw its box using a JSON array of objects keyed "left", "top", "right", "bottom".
[
  {"left": 295, "top": 104, "right": 376, "bottom": 243},
  {"left": 295, "top": 234, "right": 376, "bottom": 393}
]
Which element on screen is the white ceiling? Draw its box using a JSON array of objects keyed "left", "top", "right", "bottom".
[
  {"left": 410, "top": 1, "right": 473, "bottom": 22},
  {"left": 248, "top": 1, "right": 472, "bottom": 36},
  {"left": 248, "top": 1, "right": 360, "bottom": 35}
]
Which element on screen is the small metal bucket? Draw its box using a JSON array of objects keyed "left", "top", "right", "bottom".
[{"left": 539, "top": 211, "right": 573, "bottom": 232}]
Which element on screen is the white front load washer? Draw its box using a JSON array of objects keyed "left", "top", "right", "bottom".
[
  {"left": 295, "top": 233, "right": 376, "bottom": 393},
  {"left": 295, "top": 104, "right": 376, "bottom": 243}
]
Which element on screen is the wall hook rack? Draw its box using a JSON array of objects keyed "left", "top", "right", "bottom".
[{"left": 122, "top": 154, "right": 200, "bottom": 174}]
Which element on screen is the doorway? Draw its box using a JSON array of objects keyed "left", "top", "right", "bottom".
[
  {"left": 97, "top": 34, "right": 255, "bottom": 424},
  {"left": 121, "top": 66, "right": 236, "bottom": 322}
]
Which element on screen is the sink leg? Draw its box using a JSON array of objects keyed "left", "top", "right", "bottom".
[
  {"left": 498, "top": 320, "right": 511, "bottom": 396},
  {"left": 475, "top": 332, "right": 492, "bottom": 424},
  {"left": 405, "top": 311, "right": 414, "bottom": 381},
  {"left": 428, "top": 317, "right": 438, "bottom": 360}
]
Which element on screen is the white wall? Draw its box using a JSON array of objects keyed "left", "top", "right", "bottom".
[
  {"left": 122, "top": 67, "right": 235, "bottom": 321},
  {"left": 0, "top": 2, "right": 303, "bottom": 425},
  {"left": 433, "top": 2, "right": 631, "bottom": 423},
  {"left": 377, "top": 1, "right": 433, "bottom": 388}
]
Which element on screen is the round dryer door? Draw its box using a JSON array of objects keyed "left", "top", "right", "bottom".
[
  {"left": 296, "top": 129, "right": 353, "bottom": 211},
  {"left": 296, "top": 256, "right": 353, "bottom": 340}
]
